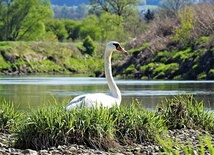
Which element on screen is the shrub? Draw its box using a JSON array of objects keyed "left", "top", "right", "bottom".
[{"left": 82, "top": 35, "right": 96, "bottom": 56}]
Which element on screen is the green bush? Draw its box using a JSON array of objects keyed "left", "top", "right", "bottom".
[{"left": 82, "top": 35, "right": 96, "bottom": 56}]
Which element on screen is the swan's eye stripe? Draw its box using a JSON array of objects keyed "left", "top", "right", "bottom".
[
  {"left": 113, "top": 43, "right": 119, "bottom": 48},
  {"left": 113, "top": 43, "right": 121, "bottom": 50}
]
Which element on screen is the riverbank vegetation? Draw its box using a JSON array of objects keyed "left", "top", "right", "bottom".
[
  {"left": 0, "top": 95, "right": 213, "bottom": 154},
  {"left": 0, "top": 1, "right": 213, "bottom": 79}
]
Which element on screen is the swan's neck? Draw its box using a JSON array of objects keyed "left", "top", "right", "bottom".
[{"left": 104, "top": 49, "right": 121, "bottom": 104}]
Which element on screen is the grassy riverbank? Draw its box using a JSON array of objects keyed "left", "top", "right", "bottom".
[
  {"left": 0, "top": 95, "right": 213, "bottom": 154},
  {"left": 0, "top": 41, "right": 104, "bottom": 76}
]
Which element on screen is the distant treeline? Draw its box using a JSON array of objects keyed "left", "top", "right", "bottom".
[
  {"left": 50, "top": 0, "right": 161, "bottom": 6},
  {"left": 50, "top": 0, "right": 89, "bottom": 6}
]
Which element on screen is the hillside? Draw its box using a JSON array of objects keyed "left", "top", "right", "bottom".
[
  {"left": 115, "top": 3, "right": 214, "bottom": 80},
  {"left": 0, "top": 42, "right": 103, "bottom": 76}
]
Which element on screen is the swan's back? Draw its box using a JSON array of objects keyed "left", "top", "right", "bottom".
[{"left": 65, "top": 93, "right": 119, "bottom": 110}]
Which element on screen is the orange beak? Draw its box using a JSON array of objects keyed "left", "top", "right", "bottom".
[{"left": 117, "top": 45, "right": 127, "bottom": 53}]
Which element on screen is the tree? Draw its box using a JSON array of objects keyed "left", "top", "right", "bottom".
[
  {"left": 63, "top": 20, "right": 81, "bottom": 41},
  {"left": 45, "top": 19, "right": 68, "bottom": 41},
  {"left": 124, "top": 10, "right": 148, "bottom": 38},
  {"left": 89, "top": 0, "right": 137, "bottom": 17},
  {"left": 173, "top": 6, "right": 196, "bottom": 46},
  {"left": 0, "top": 0, "right": 53, "bottom": 41},
  {"left": 99, "top": 12, "right": 124, "bottom": 42},
  {"left": 80, "top": 15, "right": 101, "bottom": 40},
  {"left": 144, "top": 9, "right": 155, "bottom": 23}
]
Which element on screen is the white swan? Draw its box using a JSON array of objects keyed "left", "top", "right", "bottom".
[{"left": 65, "top": 41, "right": 127, "bottom": 110}]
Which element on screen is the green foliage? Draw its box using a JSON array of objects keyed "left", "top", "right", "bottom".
[
  {"left": 173, "top": 48, "right": 191, "bottom": 61},
  {"left": 208, "top": 69, "right": 214, "bottom": 79},
  {"left": 63, "top": 20, "right": 82, "bottom": 40},
  {"left": 69, "top": 56, "right": 104, "bottom": 75},
  {"left": 173, "top": 6, "right": 196, "bottom": 46},
  {"left": 31, "top": 60, "right": 65, "bottom": 73},
  {"left": 0, "top": 0, "right": 53, "bottom": 41},
  {"left": 17, "top": 1, "right": 53, "bottom": 41},
  {"left": 140, "top": 62, "right": 179, "bottom": 79},
  {"left": 195, "top": 36, "right": 212, "bottom": 45},
  {"left": 129, "top": 42, "right": 149, "bottom": 54},
  {"left": 45, "top": 19, "right": 68, "bottom": 41},
  {"left": 153, "top": 63, "right": 179, "bottom": 78},
  {"left": 197, "top": 72, "right": 206, "bottom": 80},
  {"left": 154, "top": 50, "right": 175, "bottom": 63},
  {"left": 123, "top": 64, "right": 137, "bottom": 78},
  {"left": 80, "top": 15, "right": 101, "bottom": 40},
  {"left": 82, "top": 35, "right": 96, "bottom": 56},
  {"left": 99, "top": 13, "right": 126, "bottom": 42},
  {"left": 89, "top": 0, "right": 137, "bottom": 17}
]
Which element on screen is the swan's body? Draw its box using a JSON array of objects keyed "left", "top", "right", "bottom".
[{"left": 65, "top": 41, "right": 126, "bottom": 110}]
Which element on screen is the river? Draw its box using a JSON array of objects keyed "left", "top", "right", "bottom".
[{"left": 0, "top": 75, "right": 214, "bottom": 111}]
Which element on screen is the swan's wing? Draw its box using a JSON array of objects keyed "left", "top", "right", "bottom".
[
  {"left": 65, "top": 95, "right": 87, "bottom": 110},
  {"left": 65, "top": 93, "right": 118, "bottom": 110}
]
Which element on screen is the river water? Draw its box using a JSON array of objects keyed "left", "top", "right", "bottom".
[{"left": 0, "top": 75, "right": 214, "bottom": 111}]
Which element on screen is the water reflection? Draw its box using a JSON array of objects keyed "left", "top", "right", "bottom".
[{"left": 0, "top": 76, "right": 214, "bottom": 110}]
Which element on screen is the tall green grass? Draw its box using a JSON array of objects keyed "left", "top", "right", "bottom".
[
  {"left": 0, "top": 95, "right": 213, "bottom": 153},
  {"left": 13, "top": 103, "right": 165, "bottom": 150},
  {"left": 158, "top": 95, "right": 214, "bottom": 132},
  {"left": 0, "top": 99, "right": 22, "bottom": 133}
]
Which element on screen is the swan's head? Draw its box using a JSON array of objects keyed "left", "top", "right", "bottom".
[{"left": 106, "top": 41, "right": 126, "bottom": 53}]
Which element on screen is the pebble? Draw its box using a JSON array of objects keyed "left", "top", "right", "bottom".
[{"left": 0, "top": 129, "right": 213, "bottom": 155}]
